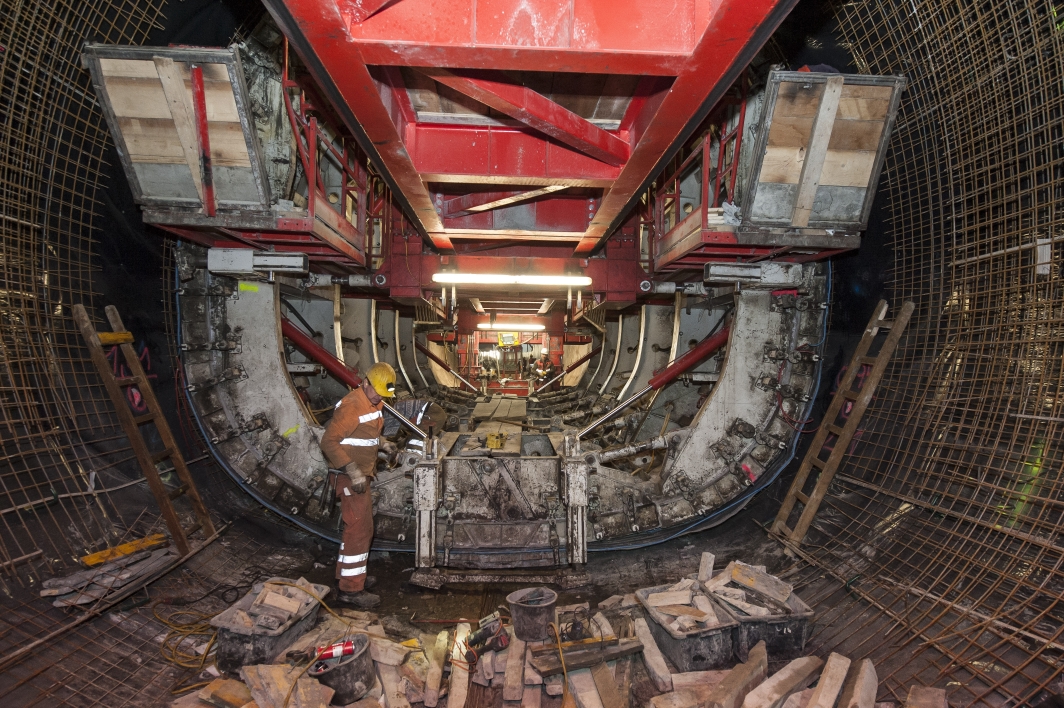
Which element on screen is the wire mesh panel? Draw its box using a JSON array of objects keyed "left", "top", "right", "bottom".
[{"left": 792, "top": 2, "right": 1064, "bottom": 705}]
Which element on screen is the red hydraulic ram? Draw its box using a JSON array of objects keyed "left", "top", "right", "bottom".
[
  {"left": 579, "top": 326, "right": 731, "bottom": 438},
  {"left": 280, "top": 317, "right": 426, "bottom": 437}
]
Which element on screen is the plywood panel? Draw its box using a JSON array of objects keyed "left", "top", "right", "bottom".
[
  {"left": 827, "top": 119, "right": 885, "bottom": 151},
  {"left": 840, "top": 84, "right": 894, "bottom": 101},
  {"left": 767, "top": 115, "right": 813, "bottom": 148},
  {"left": 119, "top": 117, "right": 186, "bottom": 163},
  {"left": 836, "top": 97, "right": 889, "bottom": 121},
  {"left": 103, "top": 76, "right": 171, "bottom": 119},
  {"left": 99, "top": 58, "right": 158, "bottom": 78},
  {"left": 819, "top": 149, "right": 877, "bottom": 188},
  {"left": 774, "top": 82, "right": 823, "bottom": 118},
  {"left": 759, "top": 146, "right": 805, "bottom": 184},
  {"left": 207, "top": 121, "right": 252, "bottom": 167}
]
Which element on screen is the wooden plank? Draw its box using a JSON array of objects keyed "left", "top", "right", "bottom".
[
  {"left": 522, "top": 685, "right": 543, "bottom": 708},
  {"left": 791, "top": 74, "right": 844, "bottom": 227},
  {"left": 646, "top": 589, "right": 692, "bottom": 607},
  {"left": 504, "top": 635, "right": 528, "bottom": 701},
  {"left": 806, "top": 653, "right": 851, "bottom": 708},
  {"left": 530, "top": 640, "right": 644, "bottom": 677},
  {"left": 422, "top": 631, "right": 448, "bottom": 708},
  {"left": 239, "top": 665, "right": 302, "bottom": 708},
  {"left": 103, "top": 76, "right": 172, "bottom": 119},
  {"left": 99, "top": 57, "right": 158, "bottom": 78},
  {"left": 206, "top": 121, "right": 252, "bottom": 167},
  {"left": 697, "top": 552, "right": 715, "bottom": 582},
  {"left": 730, "top": 562, "right": 793, "bottom": 604},
  {"left": 837, "top": 659, "right": 877, "bottom": 708},
  {"left": 672, "top": 670, "right": 728, "bottom": 691},
  {"left": 704, "top": 562, "right": 737, "bottom": 591},
  {"left": 655, "top": 605, "right": 708, "bottom": 620},
  {"left": 153, "top": 57, "right": 205, "bottom": 203},
  {"left": 819, "top": 150, "right": 877, "bottom": 188},
  {"left": 774, "top": 81, "right": 824, "bottom": 118},
  {"left": 449, "top": 623, "right": 471, "bottom": 708},
  {"left": 568, "top": 670, "right": 605, "bottom": 708},
  {"left": 198, "top": 678, "right": 253, "bottom": 708},
  {"left": 379, "top": 664, "right": 412, "bottom": 708},
  {"left": 116, "top": 117, "right": 187, "bottom": 163},
  {"left": 839, "top": 84, "right": 894, "bottom": 101},
  {"left": 370, "top": 636, "right": 412, "bottom": 666},
  {"left": 632, "top": 618, "right": 672, "bottom": 692},
  {"left": 590, "top": 663, "right": 625, "bottom": 708},
  {"left": 759, "top": 146, "right": 804, "bottom": 184},
  {"left": 767, "top": 115, "right": 814, "bottom": 148},
  {"left": 692, "top": 595, "right": 719, "bottom": 625},
  {"left": 740, "top": 656, "right": 823, "bottom": 708},
  {"left": 524, "top": 647, "right": 544, "bottom": 685},
  {"left": 827, "top": 119, "right": 885, "bottom": 151},
  {"left": 835, "top": 97, "right": 889, "bottom": 121}
]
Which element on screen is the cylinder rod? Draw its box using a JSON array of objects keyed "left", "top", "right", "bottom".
[
  {"left": 579, "top": 326, "right": 731, "bottom": 439},
  {"left": 281, "top": 318, "right": 426, "bottom": 437}
]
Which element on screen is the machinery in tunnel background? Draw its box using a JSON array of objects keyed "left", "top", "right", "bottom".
[{"left": 3, "top": 0, "right": 1064, "bottom": 704}]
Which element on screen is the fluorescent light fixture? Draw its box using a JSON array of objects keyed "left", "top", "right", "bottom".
[
  {"left": 432, "top": 273, "right": 592, "bottom": 287},
  {"left": 477, "top": 322, "right": 546, "bottom": 331}
]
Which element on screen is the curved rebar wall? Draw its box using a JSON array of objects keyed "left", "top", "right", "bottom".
[{"left": 792, "top": 2, "right": 1064, "bottom": 705}]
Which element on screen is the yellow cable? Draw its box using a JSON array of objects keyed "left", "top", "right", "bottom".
[{"left": 549, "top": 622, "right": 576, "bottom": 708}]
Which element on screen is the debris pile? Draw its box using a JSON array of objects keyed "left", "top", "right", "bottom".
[
  {"left": 41, "top": 547, "right": 175, "bottom": 607},
  {"left": 160, "top": 559, "right": 948, "bottom": 708}
]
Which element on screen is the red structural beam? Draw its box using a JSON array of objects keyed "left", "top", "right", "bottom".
[
  {"left": 438, "top": 186, "right": 568, "bottom": 218},
  {"left": 189, "top": 64, "right": 216, "bottom": 217},
  {"left": 574, "top": 0, "right": 799, "bottom": 254},
  {"left": 419, "top": 69, "right": 630, "bottom": 167}
]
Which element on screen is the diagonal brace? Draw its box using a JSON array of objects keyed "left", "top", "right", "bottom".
[
  {"left": 439, "top": 185, "right": 568, "bottom": 218},
  {"left": 418, "top": 68, "right": 630, "bottom": 167}
]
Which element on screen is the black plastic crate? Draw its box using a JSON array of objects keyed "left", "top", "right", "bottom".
[
  {"left": 705, "top": 580, "right": 813, "bottom": 662},
  {"left": 635, "top": 583, "right": 738, "bottom": 671}
]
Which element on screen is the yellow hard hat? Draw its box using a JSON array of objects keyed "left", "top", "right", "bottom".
[{"left": 366, "top": 362, "right": 396, "bottom": 398}]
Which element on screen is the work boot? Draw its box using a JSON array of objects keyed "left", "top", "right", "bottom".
[
  {"left": 336, "top": 590, "right": 381, "bottom": 609},
  {"left": 364, "top": 575, "right": 377, "bottom": 590}
]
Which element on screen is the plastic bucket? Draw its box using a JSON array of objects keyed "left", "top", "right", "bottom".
[
  {"left": 506, "top": 587, "right": 558, "bottom": 641},
  {"left": 308, "top": 634, "right": 373, "bottom": 705}
]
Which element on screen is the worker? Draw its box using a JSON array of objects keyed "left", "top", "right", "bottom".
[
  {"left": 534, "top": 347, "right": 555, "bottom": 380},
  {"left": 319, "top": 362, "right": 396, "bottom": 608}
]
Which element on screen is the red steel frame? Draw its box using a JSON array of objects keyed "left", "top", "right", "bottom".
[{"left": 260, "top": 0, "right": 801, "bottom": 258}]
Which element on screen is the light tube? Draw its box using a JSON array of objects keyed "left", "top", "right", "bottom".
[{"left": 432, "top": 273, "right": 592, "bottom": 287}]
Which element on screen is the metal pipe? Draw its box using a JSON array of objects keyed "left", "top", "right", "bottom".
[
  {"left": 413, "top": 340, "right": 479, "bottom": 392},
  {"left": 639, "top": 281, "right": 708, "bottom": 296},
  {"left": 618, "top": 305, "right": 647, "bottom": 399},
  {"left": 598, "top": 434, "right": 671, "bottom": 464},
  {"left": 579, "top": 326, "right": 731, "bottom": 439},
  {"left": 599, "top": 314, "right": 624, "bottom": 394},
  {"left": 370, "top": 298, "right": 379, "bottom": 365},
  {"left": 281, "top": 318, "right": 426, "bottom": 437},
  {"left": 411, "top": 328, "right": 429, "bottom": 389},
  {"left": 395, "top": 313, "right": 414, "bottom": 392},
  {"left": 535, "top": 346, "right": 602, "bottom": 393}
]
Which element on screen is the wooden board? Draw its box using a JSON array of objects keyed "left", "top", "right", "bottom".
[
  {"left": 504, "top": 635, "right": 528, "bottom": 701},
  {"left": 655, "top": 604, "right": 708, "bottom": 620},
  {"left": 449, "top": 623, "right": 471, "bottom": 708},
  {"left": 590, "top": 662, "right": 626, "bottom": 708},
  {"left": 646, "top": 589, "right": 692, "bottom": 607},
  {"left": 529, "top": 640, "right": 643, "bottom": 676},
  {"left": 791, "top": 74, "right": 844, "bottom": 227},
  {"left": 568, "top": 670, "right": 604, "bottom": 708},
  {"left": 378, "top": 664, "right": 412, "bottom": 708},
  {"left": 730, "top": 562, "right": 793, "bottom": 604},
  {"left": 632, "top": 618, "right": 672, "bottom": 692}
]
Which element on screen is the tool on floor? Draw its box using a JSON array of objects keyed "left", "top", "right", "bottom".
[
  {"left": 463, "top": 611, "right": 510, "bottom": 662},
  {"left": 73, "top": 304, "right": 216, "bottom": 556}
]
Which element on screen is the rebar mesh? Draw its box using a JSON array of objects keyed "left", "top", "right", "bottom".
[{"left": 792, "top": 2, "right": 1064, "bottom": 705}]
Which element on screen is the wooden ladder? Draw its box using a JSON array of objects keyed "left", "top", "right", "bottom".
[
  {"left": 73, "top": 303, "right": 216, "bottom": 556},
  {"left": 772, "top": 298, "right": 915, "bottom": 546}
]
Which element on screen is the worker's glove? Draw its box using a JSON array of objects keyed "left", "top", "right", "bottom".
[
  {"left": 343, "top": 463, "right": 369, "bottom": 494},
  {"left": 380, "top": 440, "right": 398, "bottom": 455}
]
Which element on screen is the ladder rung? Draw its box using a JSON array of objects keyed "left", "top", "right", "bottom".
[
  {"left": 826, "top": 424, "right": 845, "bottom": 437},
  {"left": 773, "top": 521, "right": 792, "bottom": 536},
  {"left": 841, "top": 389, "right": 860, "bottom": 401},
  {"left": 876, "top": 320, "right": 893, "bottom": 329},
  {"left": 183, "top": 520, "right": 203, "bottom": 538},
  {"left": 168, "top": 483, "right": 189, "bottom": 500},
  {"left": 133, "top": 413, "right": 156, "bottom": 426},
  {"left": 795, "top": 491, "right": 809, "bottom": 505},
  {"left": 858, "top": 356, "right": 879, "bottom": 367},
  {"left": 151, "top": 447, "right": 174, "bottom": 464},
  {"left": 115, "top": 376, "right": 142, "bottom": 387},
  {"left": 809, "top": 456, "right": 827, "bottom": 469}
]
